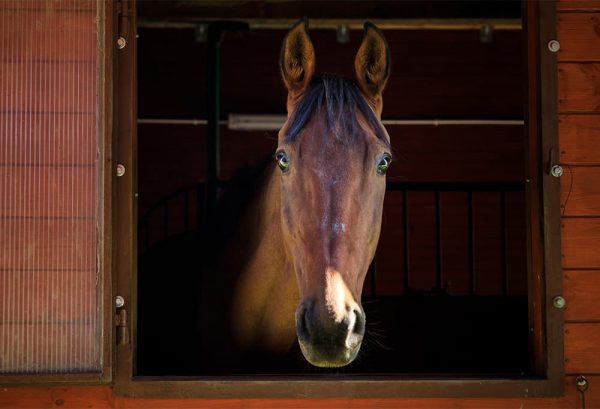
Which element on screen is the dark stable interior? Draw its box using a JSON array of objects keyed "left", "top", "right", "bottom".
[{"left": 135, "top": 1, "right": 530, "bottom": 376}]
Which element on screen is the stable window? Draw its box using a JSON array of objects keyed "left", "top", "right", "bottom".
[{"left": 114, "top": 0, "right": 563, "bottom": 397}]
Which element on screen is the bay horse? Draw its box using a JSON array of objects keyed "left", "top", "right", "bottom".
[{"left": 200, "top": 19, "right": 392, "bottom": 370}]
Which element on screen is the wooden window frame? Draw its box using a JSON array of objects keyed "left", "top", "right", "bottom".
[
  {"left": 112, "top": 0, "right": 564, "bottom": 398},
  {"left": 0, "top": 0, "right": 114, "bottom": 385}
]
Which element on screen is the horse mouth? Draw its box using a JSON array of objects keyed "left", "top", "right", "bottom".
[{"left": 298, "top": 339, "right": 361, "bottom": 368}]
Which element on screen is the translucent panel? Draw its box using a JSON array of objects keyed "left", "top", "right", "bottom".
[{"left": 0, "top": 0, "right": 101, "bottom": 373}]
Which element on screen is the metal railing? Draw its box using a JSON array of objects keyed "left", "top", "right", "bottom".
[{"left": 139, "top": 180, "right": 526, "bottom": 296}]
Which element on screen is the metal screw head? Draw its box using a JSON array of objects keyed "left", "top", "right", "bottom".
[
  {"left": 551, "top": 164, "right": 563, "bottom": 178},
  {"left": 553, "top": 295, "right": 566, "bottom": 309},
  {"left": 117, "top": 36, "right": 127, "bottom": 50},
  {"left": 576, "top": 375, "right": 589, "bottom": 391},
  {"left": 480, "top": 25, "right": 494, "bottom": 43},
  {"left": 115, "top": 295, "right": 125, "bottom": 309},
  {"left": 336, "top": 25, "right": 350, "bottom": 44},
  {"left": 116, "top": 164, "right": 126, "bottom": 177},
  {"left": 548, "top": 39, "right": 560, "bottom": 53}
]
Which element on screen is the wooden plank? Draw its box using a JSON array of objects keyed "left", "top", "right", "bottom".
[
  {"left": 558, "top": 0, "right": 600, "bottom": 11},
  {"left": 138, "top": 124, "right": 526, "bottom": 218},
  {"left": 0, "top": 62, "right": 96, "bottom": 114},
  {"left": 0, "top": 322, "right": 98, "bottom": 373},
  {"left": 0, "top": 380, "right": 598, "bottom": 408},
  {"left": 0, "top": 269, "right": 97, "bottom": 323},
  {"left": 0, "top": 114, "right": 97, "bottom": 165},
  {"left": 558, "top": 13, "right": 600, "bottom": 61},
  {"left": 558, "top": 63, "right": 600, "bottom": 112},
  {"left": 560, "top": 114, "right": 600, "bottom": 164},
  {"left": 0, "top": 219, "right": 97, "bottom": 270},
  {"left": 386, "top": 125, "right": 525, "bottom": 182},
  {"left": 0, "top": 0, "right": 96, "bottom": 11},
  {"left": 0, "top": 167, "right": 96, "bottom": 218},
  {"left": 0, "top": 10, "right": 96, "bottom": 62},
  {"left": 565, "top": 323, "right": 600, "bottom": 373},
  {"left": 562, "top": 218, "right": 600, "bottom": 268},
  {"left": 564, "top": 270, "right": 600, "bottom": 321},
  {"left": 375, "top": 191, "right": 405, "bottom": 295},
  {"left": 138, "top": 28, "right": 523, "bottom": 119},
  {"left": 560, "top": 166, "right": 600, "bottom": 216},
  {"left": 138, "top": 1, "right": 521, "bottom": 21}
]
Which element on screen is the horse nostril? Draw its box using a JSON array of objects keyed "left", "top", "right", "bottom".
[
  {"left": 351, "top": 308, "right": 365, "bottom": 336},
  {"left": 296, "top": 304, "right": 311, "bottom": 343}
]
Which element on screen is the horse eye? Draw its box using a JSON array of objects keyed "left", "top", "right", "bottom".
[
  {"left": 377, "top": 154, "right": 392, "bottom": 175},
  {"left": 276, "top": 151, "right": 290, "bottom": 172}
]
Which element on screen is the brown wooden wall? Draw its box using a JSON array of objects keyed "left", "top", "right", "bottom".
[
  {"left": 3, "top": 0, "right": 600, "bottom": 407},
  {"left": 558, "top": 1, "right": 600, "bottom": 404}
]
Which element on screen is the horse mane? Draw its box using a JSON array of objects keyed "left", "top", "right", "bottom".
[{"left": 285, "top": 74, "right": 390, "bottom": 149}]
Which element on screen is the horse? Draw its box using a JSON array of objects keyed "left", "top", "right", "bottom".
[{"left": 199, "top": 18, "right": 392, "bottom": 371}]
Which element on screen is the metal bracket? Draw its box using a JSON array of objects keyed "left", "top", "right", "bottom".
[
  {"left": 117, "top": 0, "right": 130, "bottom": 49},
  {"left": 576, "top": 375, "right": 589, "bottom": 409},
  {"left": 115, "top": 298, "right": 129, "bottom": 346}
]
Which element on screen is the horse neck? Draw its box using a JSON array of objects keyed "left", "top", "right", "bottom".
[{"left": 221, "top": 167, "right": 298, "bottom": 353}]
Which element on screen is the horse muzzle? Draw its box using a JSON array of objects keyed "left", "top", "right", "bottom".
[{"left": 295, "top": 301, "right": 366, "bottom": 367}]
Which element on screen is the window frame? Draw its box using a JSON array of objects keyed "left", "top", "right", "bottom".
[{"left": 113, "top": 0, "right": 564, "bottom": 398}]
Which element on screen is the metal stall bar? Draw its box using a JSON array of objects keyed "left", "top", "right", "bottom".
[
  {"left": 403, "top": 189, "right": 410, "bottom": 295},
  {"left": 500, "top": 190, "right": 509, "bottom": 296},
  {"left": 435, "top": 190, "right": 443, "bottom": 291},
  {"left": 467, "top": 191, "right": 475, "bottom": 296},
  {"left": 205, "top": 22, "right": 248, "bottom": 222}
]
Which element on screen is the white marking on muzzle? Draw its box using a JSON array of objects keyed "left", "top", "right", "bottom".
[{"left": 325, "top": 268, "right": 353, "bottom": 323}]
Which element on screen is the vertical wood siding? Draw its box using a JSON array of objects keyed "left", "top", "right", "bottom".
[
  {"left": 558, "top": 1, "right": 600, "bottom": 406},
  {"left": 0, "top": 0, "right": 101, "bottom": 373}
]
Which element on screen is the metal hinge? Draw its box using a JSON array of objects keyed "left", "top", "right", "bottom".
[
  {"left": 116, "top": 0, "right": 129, "bottom": 49},
  {"left": 115, "top": 298, "right": 129, "bottom": 345}
]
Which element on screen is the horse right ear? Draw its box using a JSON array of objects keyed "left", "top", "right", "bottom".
[{"left": 280, "top": 18, "right": 315, "bottom": 98}]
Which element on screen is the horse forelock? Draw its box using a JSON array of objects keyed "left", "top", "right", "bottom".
[{"left": 284, "top": 75, "right": 390, "bottom": 150}]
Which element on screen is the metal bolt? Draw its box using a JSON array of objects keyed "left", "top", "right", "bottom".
[
  {"left": 553, "top": 295, "right": 566, "bottom": 309},
  {"left": 551, "top": 164, "right": 563, "bottom": 178},
  {"left": 336, "top": 25, "right": 350, "bottom": 44},
  {"left": 117, "top": 36, "right": 127, "bottom": 50},
  {"left": 480, "top": 25, "right": 494, "bottom": 43},
  {"left": 576, "top": 375, "right": 589, "bottom": 391},
  {"left": 194, "top": 24, "right": 208, "bottom": 43},
  {"left": 116, "top": 164, "right": 126, "bottom": 177},
  {"left": 115, "top": 295, "right": 125, "bottom": 309},
  {"left": 548, "top": 39, "right": 560, "bottom": 53}
]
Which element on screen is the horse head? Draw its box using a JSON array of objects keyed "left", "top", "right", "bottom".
[{"left": 277, "top": 19, "right": 392, "bottom": 367}]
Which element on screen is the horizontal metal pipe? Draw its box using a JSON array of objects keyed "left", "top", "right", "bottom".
[
  {"left": 138, "top": 117, "right": 525, "bottom": 128},
  {"left": 138, "top": 18, "right": 522, "bottom": 31}
]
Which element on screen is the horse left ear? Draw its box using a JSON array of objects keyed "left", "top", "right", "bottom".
[
  {"left": 354, "top": 22, "right": 391, "bottom": 115},
  {"left": 280, "top": 17, "right": 316, "bottom": 99}
]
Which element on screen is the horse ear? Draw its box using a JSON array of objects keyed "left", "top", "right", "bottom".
[
  {"left": 354, "top": 22, "right": 390, "bottom": 113},
  {"left": 280, "top": 17, "right": 315, "bottom": 97}
]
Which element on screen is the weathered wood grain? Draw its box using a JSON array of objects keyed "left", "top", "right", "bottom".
[
  {"left": 558, "top": 63, "right": 600, "bottom": 112},
  {"left": 560, "top": 114, "right": 600, "bottom": 164},
  {"left": 561, "top": 217, "right": 600, "bottom": 268},
  {"left": 0, "top": 168, "right": 96, "bottom": 217},
  {"left": 564, "top": 270, "right": 600, "bottom": 321},
  {"left": 558, "top": 13, "right": 600, "bottom": 61},
  {"left": 0, "top": 380, "right": 597, "bottom": 409},
  {"left": 0, "top": 219, "right": 97, "bottom": 270},
  {"left": 560, "top": 166, "right": 600, "bottom": 216},
  {"left": 558, "top": 0, "right": 600, "bottom": 11},
  {"left": 565, "top": 323, "right": 600, "bottom": 373}
]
